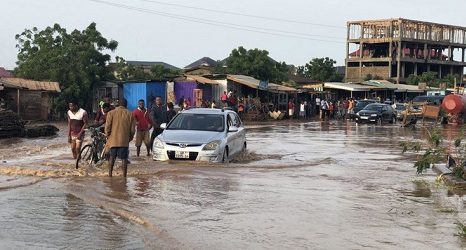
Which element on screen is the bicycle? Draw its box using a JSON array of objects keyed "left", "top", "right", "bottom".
[{"left": 75, "top": 126, "right": 107, "bottom": 169}]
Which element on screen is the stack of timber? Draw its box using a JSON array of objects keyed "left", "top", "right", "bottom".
[{"left": 0, "top": 110, "right": 25, "bottom": 138}]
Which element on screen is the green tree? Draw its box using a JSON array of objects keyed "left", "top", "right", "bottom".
[
  {"left": 442, "top": 74, "right": 460, "bottom": 88},
  {"left": 225, "top": 46, "right": 289, "bottom": 83},
  {"left": 406, "top": 74, "right": 420, "bottom": 85},
  {"left": 114, "top": 57, "right": 181, "bottom": 81},
  {"left": 419, "top": 71, "right": 439, "bottom": 87},
  {"left": 303, "top": 57, "right": 338, "bottom": 82},
  {"left": 212, "top": 61, "right": 227, "bottom": 74},
  {"left": 150, "top": 65, "right": 181, "bottom": 80},
  {"left": 15, "top": 23, "right": 118, "bottom": 113},
  {"left": 296, "top": 66, "right": 306, "bottom": 77},
  {"left": 114, "top": 56, "right": 151, "bottom": 81}
]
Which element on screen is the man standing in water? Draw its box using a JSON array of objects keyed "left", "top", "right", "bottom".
[
  {"left": 150, "top": 96, "right": 167, "bottom": 150},
  {"left": 67, "top": 101, "right": 88, "bottom": 159},
  {"left": 133, "top": 99, "right": 152, "bottom": 157},
  {"left": 105, "top": 98, "right": 135, "bottom": 177}
]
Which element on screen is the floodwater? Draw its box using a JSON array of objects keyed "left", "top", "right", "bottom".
[{"left": 1, "top": 121, "right": 466, "bottom": 249}]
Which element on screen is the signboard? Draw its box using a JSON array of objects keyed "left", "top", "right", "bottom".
[{"left": 259, "top": 80, "right": 269, "bottom": 90}]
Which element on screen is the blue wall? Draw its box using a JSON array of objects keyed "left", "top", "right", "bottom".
[
  {"left": 123, "top": 81, "right": 167, "bottom": 111},
  {"left": 123, "top": 82, "right": 146, "bottom": 111},
  {"left": 146, "top": 82, "right": 166, "bottom": 107}
]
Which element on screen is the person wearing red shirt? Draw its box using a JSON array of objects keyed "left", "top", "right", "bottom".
[{"left": 133, "top": 99, "right": 152, "bottom": 156}]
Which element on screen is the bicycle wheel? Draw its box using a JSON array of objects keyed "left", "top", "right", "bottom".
[{"left": 76, "top": 144, "right": 94, "bottom": 169}]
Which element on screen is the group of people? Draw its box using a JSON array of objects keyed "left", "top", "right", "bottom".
[
  {"left": 287, "top": 97, "right": 357, "bottom": 121},
  {"left": 67, "top": 96, "right": 177, "bottom": 177}
]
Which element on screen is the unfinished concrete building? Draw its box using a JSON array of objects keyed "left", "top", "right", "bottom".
[{"left": 345, "top": 18, "right": 466, "bottom": 84}]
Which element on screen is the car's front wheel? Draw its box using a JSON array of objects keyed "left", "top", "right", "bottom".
[
  {"left": 222, "top": 147, "right": 229, "bottom": 163},
  {"left": 377, "top": 117, "right": 382, "bottom": 125}
]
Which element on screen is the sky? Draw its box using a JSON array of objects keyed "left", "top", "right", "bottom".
[{"left": 1, "top": 0, "right": 465, "bottom": 70}]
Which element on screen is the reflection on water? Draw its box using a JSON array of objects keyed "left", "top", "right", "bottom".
[{"left": 1, "top": 121, "right": 466, "bottom": 249}]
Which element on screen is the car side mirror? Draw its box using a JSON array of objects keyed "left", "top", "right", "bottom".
[
  {"left": 160, "top": 123, "right": 167, "bottom": 129},
  {"left": 228, "top": 126, "right": 239, "bottom": 132}
]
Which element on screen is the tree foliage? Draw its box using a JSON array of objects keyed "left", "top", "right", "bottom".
[
  {"left": 113, "top": 57, "right": 181, "bottom": 81},
  {"left": 298, "top": 57, "right": 340, "bottom": 82},
  {"left": 225, "top": 46, "right": 289, "bottom": 83},
  {"left": 14, "top": 23, "right": 118, "bottom": 113},
  {"left": 405, "top": 71, "right": 458, "bottom": 88}
]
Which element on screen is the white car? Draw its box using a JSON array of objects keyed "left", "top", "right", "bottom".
[{"left": 152, "top": 108, "right": 247, "bottom": 162}]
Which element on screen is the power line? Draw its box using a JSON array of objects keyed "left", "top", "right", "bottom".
[
  {"left": 138, "top": 0, "right": 346, "bottom": 29},
  {"left": 89, "top": 0, "right": 345, "bottom": 43}
]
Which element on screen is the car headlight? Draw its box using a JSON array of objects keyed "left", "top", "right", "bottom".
[
  {"left": 203, "top": 140, "right": 221, "bottom": 151},
  {"left": 371, "top": 114, "right": 378, "bottom": 117},
  {"left": 356, "top": 112, "right": 360, "bottom": 116},
  {"left": 153, "top": 138, "right": 164, "bottom": 149}
]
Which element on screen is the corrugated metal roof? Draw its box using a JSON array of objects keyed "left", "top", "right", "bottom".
[
  {"left": 184, "top": 57, "right": 218, "bottom": 69},
  {"left": 185, "top": 75, "right": 219, "bottom": 85},
  {"left": 0, "top": 77, "right": 60, "bottom": 92},
  {"left": 362, "top": 80, "right": 427, "bottom": 93},
  {"left": 324, "top": 82, "right": 386, "bottom": 92},
  {"left": 227, "top": 75, "right": 261, "bottom": 89},
  {"left": 268, "top": 83, "right": 298, "bottom": 93},
  {"left": 227, "top": 75, "right": 297, "bottom": 93},
  {"left": 126, "top": 61, "right": 180, "bottom": 70}
]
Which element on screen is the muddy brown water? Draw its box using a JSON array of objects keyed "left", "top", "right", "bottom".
[{"left": 1, "top": 121, "right": 466, "bottom": 249}]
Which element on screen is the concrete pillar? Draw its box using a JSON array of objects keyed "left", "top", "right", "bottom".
[
  {"left": 462, "top": 48, "right": 465, "bottom": 63},
  {"left": 397, "top": 41, "right": 402, "bottom": 83},
  {"left": 448, "top": 46, "right": 453, "bottom": 61},
  {"left": 345, "top": 24, "right": 350, "bottom": 82},
  {"left": 17, "top": 89, "right": 20, "bottom": 115},
  {"left": 401, "top": 62, "right": 405, "bottom": 79},
  {"left": 388, "top": 41, "right": 394, "bottom": 78},
  {"left": 439, "top": 65, "right": 442, "bottom": 78},
  {"left": 424, "top": 44, "right": 428, "bottom": 59},
  {"left": 359, "top": 41, "right": 363, "bottom": 80},
  {"left": 414, "top": 63, "right": 418, "bottom": 75}
]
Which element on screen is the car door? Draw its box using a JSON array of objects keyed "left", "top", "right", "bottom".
[
  {"left": 226, "top": 113, "right": 237, "bottom": 154},
  {"left": 234, "top": 113, "right": 246, "bottom": 151},
  {"left": 381, "top": 105, "right": 389, "bottom": 122},
  {"left": 227, "top": 113, "right": 240, "bottom": 155}
]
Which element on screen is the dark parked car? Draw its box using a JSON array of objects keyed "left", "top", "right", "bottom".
[
  {"left": 355, "top": 103, "right": 397, "bottom": 124},
  {"left": 354, "top": 99, "right": 378, "bottom": 114},
  {"left": 412, "top": 95, "right": 445, "bottom": 106}
]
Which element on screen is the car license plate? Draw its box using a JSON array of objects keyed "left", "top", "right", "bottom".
[
  {"left": 360, "top": 116, "right": 368, "bottom": 119},
  {"left": 175, "top": 151, "right": 190, "bottom": 159}
]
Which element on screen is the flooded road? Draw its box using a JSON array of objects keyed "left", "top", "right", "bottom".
[{"left": 1, "top": 121, "right": 466, "bottom": 249}]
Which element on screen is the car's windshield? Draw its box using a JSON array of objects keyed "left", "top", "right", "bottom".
[
  {"left": 356, "top": 101, "right": 373, "bottom": 107},
  {"left": 167, "top": 113, "right": 225, "bottom": 132},
  {"left": 363, "top": 104, "right": 383, "bottom": 111},
  {"left": 412, "top": 96, "right": 427, "bottom": 102}
]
